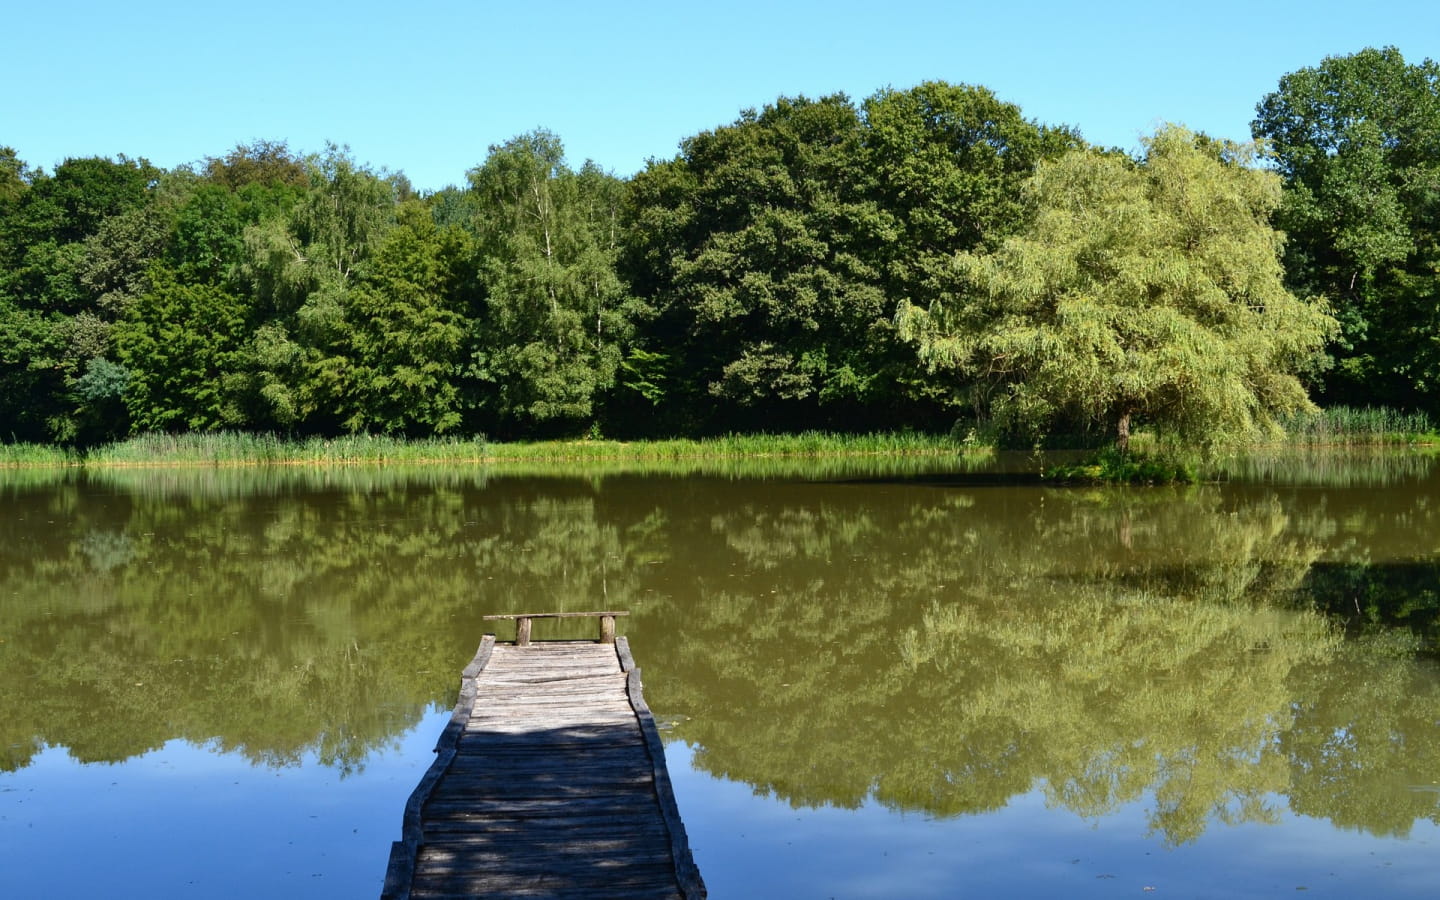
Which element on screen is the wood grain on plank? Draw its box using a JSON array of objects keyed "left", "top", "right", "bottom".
[{"left": 381, "top": 636, "right": 705, "bottom": 900}]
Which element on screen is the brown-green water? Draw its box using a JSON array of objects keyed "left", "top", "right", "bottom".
[{"left": 1, "top": 452, "right": 1438, "bottom": 897}]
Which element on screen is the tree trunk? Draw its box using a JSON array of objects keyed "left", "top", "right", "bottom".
[{"left": 1116, "top": 410, "right": 1132, "bottom": 454}]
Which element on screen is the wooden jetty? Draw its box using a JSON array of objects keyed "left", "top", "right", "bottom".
[{"left": 382, "top": 612, "right": 706, "bottom": 899}]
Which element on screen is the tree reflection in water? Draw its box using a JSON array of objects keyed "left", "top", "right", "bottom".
[{"left": 0, "top": 458, "right": 1437, "bottom": 849}]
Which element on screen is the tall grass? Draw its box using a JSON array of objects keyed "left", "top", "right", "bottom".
[
  {"left": 1281, "top": 406, "right": 1435, "bottom": 445},
  {"left": 482, "top": 431, "right": 970, "bottom": 462},
  {"left": 0, "top": 443, "right": 79, "bottom": 468},
  {"left": 84, "top": 432, "right": 493, "bottom": 466},
  {"left": 37, "top": 429, "right": 979, "bottom": 469}
]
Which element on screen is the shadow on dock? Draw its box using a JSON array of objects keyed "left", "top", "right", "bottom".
[{"left": 382, "top": 620, "right": 704, "bottom": 899}]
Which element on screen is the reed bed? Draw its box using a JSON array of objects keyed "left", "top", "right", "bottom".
[
  {"left": 0, "top": 443, "right": 80, "bottom": 468},
  {"left": 20, "top": 429, "right": 976, "bottom": 470},
  {"left": 83, "top": 432, "right": 491, "bottom": 466},
  {"left": 482, "top": 431, "right": 966, "bottom": 463},
  {"left": 1280, "top": 406, "right": 1436, "bottom": 444}
]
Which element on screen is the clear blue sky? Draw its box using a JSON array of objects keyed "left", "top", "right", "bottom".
[{"left": 9, "top": 1, "right": 1439, "bottom": 192}]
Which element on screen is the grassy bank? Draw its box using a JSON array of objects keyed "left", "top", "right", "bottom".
[
  {"left": 1280, "top": 405, "right": 1437, "bottom": 445},
  {"left": 0, "top": 443, "right": 80, "bottom": 468},
  {"left": 4, "top": 430, "right": 981, "bottom": 469},
  {"left": 5, "top": 406, "right": 1433, "bottom": 474}
]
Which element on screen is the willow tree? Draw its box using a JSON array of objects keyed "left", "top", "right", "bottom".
[{"left": 900, "top": 126, "right": 1335, "bottom": 450}]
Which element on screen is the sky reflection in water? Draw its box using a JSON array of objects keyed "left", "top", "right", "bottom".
[
  {"left": 0, "top": 718, "right": 446, "bottom": 899},
  {"left": 664, "top": 742, "right": 1439, "bottom": 899},
  {"left": 3, "top": 727, "right": 1435, "bottom": 899}
]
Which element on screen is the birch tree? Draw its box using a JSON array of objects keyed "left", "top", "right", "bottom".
[{"left": 464, "top": 130, "right": 631, "bottom": 433}]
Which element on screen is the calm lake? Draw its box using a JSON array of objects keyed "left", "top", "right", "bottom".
[{"left": 2, "top": 451, "right": 1438, "bottom": 898}]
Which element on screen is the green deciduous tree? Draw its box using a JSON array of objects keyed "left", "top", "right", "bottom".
[
  {"left": 622, "top": 84, "right": 1078, "bottom": 434},
  {"left": 0, "top": 155, "right": 162, "bottom": 443},
  {"left": 0, "top": 300, "right": 66, "bottom": 441},
  {"left": 0, "top": 147, "right": 36, "bottom": 208},
  {"left": 239, "top": 146, "right": 403, "bottom": 430},
  {"left": 861, "top": 82, "right": 1082, "bottom": 415},
  {"left": 862, "top": 82, "right": 1081, "bottom": 304},
  {"left": 623, "top": 94, "right": 893, "bottom": 432},
  {"left": 1253, "top": 46, "right": 1440, "bottom": 409},
  {"left": 243, "top": 145, "right": 399, "bottom": 320},
  {"left": 464, "top": 131, "right": 632, "bottom": 434},
  {"left": 203, "top": 140, "right": 310, "bottom": 193},
  {"left": 113, "top": 269, "right": 253, "bottom": 431},
  {"left": 0, "top": 156, "right": 162, "bottom": 313},
  {"left": 302, "top": 201, "right": 470, "bottom": 434},
  {"left": 900, "top": 126, "right": 1336, "bottom": 450}
]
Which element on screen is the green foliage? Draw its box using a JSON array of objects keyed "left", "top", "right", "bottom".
[
  {"left": 463, "top": 131, "right": 632, "bottom": 433},
  {"left": 170, "top": 178, "right": 302, "bottom": 291},
  {"left": 73, "top": 356, "right": 130, "bottom": 402},
  {"left": 0, "top": 155, "right": 166, "bottom": 444},
  {"left": 70, "top": 356, "right": 132, "bottom": 441},
  {"left": 1045, "top": 448, "right": 1199, "bottom": 484},
  {"left": 624, "top": 94, "right": 894, "bottom": 431},
  {"left": 901, "top": 126, "right": 1336, "bottom": 450},
  {"left": 303, "top": 202, "right": 468, "bottom": 433},
  {"left": 113, "top": 270, "right": 253, "bottom": 431},
  {"left": 232, "top": 146, "right": 406, "bottom": 430},
  {"left": 861, "top": 81, "right": 1081, "bottom": 297},
  {"left": 243, "top": 145, "right": 399, "bottom": 318},
  {"left": 616, "top": 347, "right": 669, "bottom": 406},
  {"left": 77, "top": 197, "right": 172, "bottom": 314},
  {"left": 2, "top": 155, "right": 159, "bottom": 249},
  {"left": 6, "top": 62, "right": 1439, "bottom": 447},
  {"left": 1279, "top": 405, "right": 1435, "bottom": 444},
  {"left": 202, "top": 140, "right": 310, "bottom": 192},
  {"left": 0, "top": 299, "right": 67, "bottom": 441},
  {"left": 1254, "top": 47, "right": 1440, "bottom": 410},
  {"left": 623, "top": 84, "right": 1080, "bottom": 435},
  {"left": 0, "top": 146, "right": 37, "bottom": 207}
]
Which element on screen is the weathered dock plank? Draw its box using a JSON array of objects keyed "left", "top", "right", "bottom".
[{"left": 382, "top": 633, "right": 705, "bottom": 899}]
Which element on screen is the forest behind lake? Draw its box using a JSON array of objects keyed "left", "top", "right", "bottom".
[{"left": 6, "top": 46, "right": 1440, "bottom": 453}]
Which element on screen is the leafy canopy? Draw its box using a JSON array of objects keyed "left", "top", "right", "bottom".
[
  {"left": 463, "top": 130, "right": 632, "bottom": 433},
  {"left": 1252, "top": 46, "right": 1440, "bottom": 408},
  {"left": 900, "top": 125, "right": 1336, "bottom": 449}
]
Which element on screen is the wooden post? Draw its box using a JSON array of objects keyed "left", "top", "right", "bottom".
[{"left": 482, "top": 611, "right": 630, "bottom": 646}]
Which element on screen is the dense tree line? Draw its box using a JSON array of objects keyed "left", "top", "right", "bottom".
[{"left": 3, "top": 48, "right": 1436, "bottom": 446}]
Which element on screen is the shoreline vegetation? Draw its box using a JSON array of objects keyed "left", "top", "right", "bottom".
[
  {"left": 3, "top": 407, "right": 1436, "bottom": 483},
  {"left": 1042, "top": 406, "right": 1439, "bottom": 485},
  {"left": 0, "top": 430, "right": 988, "bottom": 471}
]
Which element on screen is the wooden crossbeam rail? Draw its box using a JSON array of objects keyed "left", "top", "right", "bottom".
[{"left": 481, "top": 610, "right": 630, "bottom": 645}]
